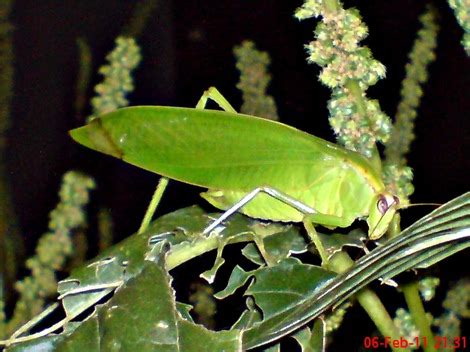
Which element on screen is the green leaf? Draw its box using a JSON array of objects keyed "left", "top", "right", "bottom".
[
  {"left": 241, "top": 243, "right": 265, "bottom": 265},
  {"left": 200, "top": 239, "right": 226, "bottom": 284},
  {"left": 4, "top": 206, "right": 251, "bottom": 349},
  {"left": 246, "top": 259, "right": 336, "bottom": 321},
  {"left": 231, "top": 298, "right": 263, "bottom": 330},
  {"left": 177, "top": 319, "right": 241, "bottom": 351},
  {"left": 95, "top": 262, "right": 178, "bottom": 350},
  {"left": 10, "top": 255, "right": 241, "bottom": 351},
  {"left": 259, "top": 224, "right": 309, "bottom": 263},
  {"left": 319, "top": 229, "right": 366, "bottom": 259},
  {"left": 55, "top": 320, "right": 100, "bottom": 351},
  {"left": 214, "top": 265, "right": 257, "bottom": 300},
  {"left": 241, "top": 223, "right": 307, "bottom": 266},
  {"left": 56, "top": 205, "right": 212, "bottom": 324},
  {"left": 176, "top": 302, "right": 195, "bottom": 322}
]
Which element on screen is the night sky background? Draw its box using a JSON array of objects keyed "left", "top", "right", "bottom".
[{"left": 6, "top": 0, "right": 470, "bottom": 349}]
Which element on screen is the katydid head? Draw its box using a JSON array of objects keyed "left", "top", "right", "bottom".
[{"left": 367, "top": 193, "right": 400, "bottom": 240}]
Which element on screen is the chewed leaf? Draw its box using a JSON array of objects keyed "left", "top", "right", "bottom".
[
  {"left": 177, "top": 319, "right": 241, "bottom": 351},
  {"left": 261, "top": 226, "right": 309, "bottom": 261},
  {"left": 91, "top": 260, "right": 240, "bottom": 351},
  {"left": 241, "top": 243, "right": 264, "bottom": 265},
  {"left": 242, "top": 223, "right": 307, "bottom": 266},
  {"left": 214, "top": 265, "right": 257, "bottom": 300},
  {"left": 176, "top": 302, "right": 195, "bottom": 322},
  {"left": 319, "top": 229, "right": 366, "bottom": 259},
  {"left": 231, "top": 297, "right": 263, "bottom": 330},
  {"left": 200, "top": 239, "right": 227, "bottom": 284},
  {"left": 58, "top": 257, "right": 126, "bottom": 320},
  {"left": 85, "top": 259, "right": 179, "bottom": 350},
  {"left": 246, "top": 259, "right": 336, "bottom": 321},
  {"left": 200, "top": 257, "right": 225, "bottom": 283},
  {"left": 8, "top": 259, "right": 241, "bottom": 351}
]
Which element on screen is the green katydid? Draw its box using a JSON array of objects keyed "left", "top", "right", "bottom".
[{"left": 70, "top": 87, "right": 399, "bottom": 262}]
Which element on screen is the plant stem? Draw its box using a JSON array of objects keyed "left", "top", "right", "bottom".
[
  {"left": 402, "top": 282, "right": 437, "bottom": 352},
  {"left": 344, "top": 79, "right": 383, "bottom": 168},
  {"left": 328, "top": 252, "right": 406, "bottom": 352},
  {"left": 345, "top": 79, "right": 367, "bottom": 118}
]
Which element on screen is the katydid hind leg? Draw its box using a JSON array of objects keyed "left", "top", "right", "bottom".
[
  {"left": 202, "top": 186, "right": 335, "bottom": 265},
  {"left": 202, "top": 186, "right": 317, "bottom": 235}
]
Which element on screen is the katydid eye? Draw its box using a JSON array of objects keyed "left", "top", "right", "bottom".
[{"left": 377, "top": 196, "right": 389, "bottom": 215}]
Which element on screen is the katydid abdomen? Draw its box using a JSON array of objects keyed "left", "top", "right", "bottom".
[{"left": 202, "top": 164, "right": 375, "bottom": 225}]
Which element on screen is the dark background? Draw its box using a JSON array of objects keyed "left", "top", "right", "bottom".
[{"left": 6, "top": 0, "right": 469, "bottom": 348}]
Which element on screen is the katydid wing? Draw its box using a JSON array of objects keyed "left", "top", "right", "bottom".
[{"left": 70, "top": 106, "right": 398, "bottom": 239}]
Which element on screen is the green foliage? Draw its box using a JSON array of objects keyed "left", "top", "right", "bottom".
[
  {"left": 448, "top": 0, "right": 470, "bottom": 55},
  {"left": 1, "top": 193, "right": 468, "bottom": 349},
  {"left": 434, "top": 312, "right": 461, "bottom": 340},
  {"left": 393, "top": 308, "right": 420, "bottom": 349},
  {"left": 393, "top": 276, "right": 469, "bottom": 346},
  {"left": 385, "top": 7, "right": 438, "bottom": 167},
  {"left": 1, "top": 2, "right": 468, "bottom": 351},
  {"left": 4, "top": 172, "right": 94, "bottom": 336},
  {"left": 442, "top": 278, "right": 470, "bottom": 318},
  {"left": 295, "top": 0, "right": 391, "bottom": 157},
  {"left": 5, "top": 249, "right": 242, "bottom": 351},
  {"left": 324, "top": 301, "right": 350, "bottom": 333},
  {"left": 418, "top": 277, "right": 440, "bottom": 302},
  {"left": 384, "top": 6, "right": 439, "bottom": 203},
  {"left": 434, "top": 279, "right": 470, "bottom": 340},
  {"left": 89, "top": 37, "right": 141, "bottom": 120},
  {"left": 233, "top": 40, "right": 279, "bottom": 120}
]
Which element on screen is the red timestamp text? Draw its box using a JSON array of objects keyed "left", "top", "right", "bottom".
[{"left": 363, "top": 336, "right": 467, "bottom": 350}]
